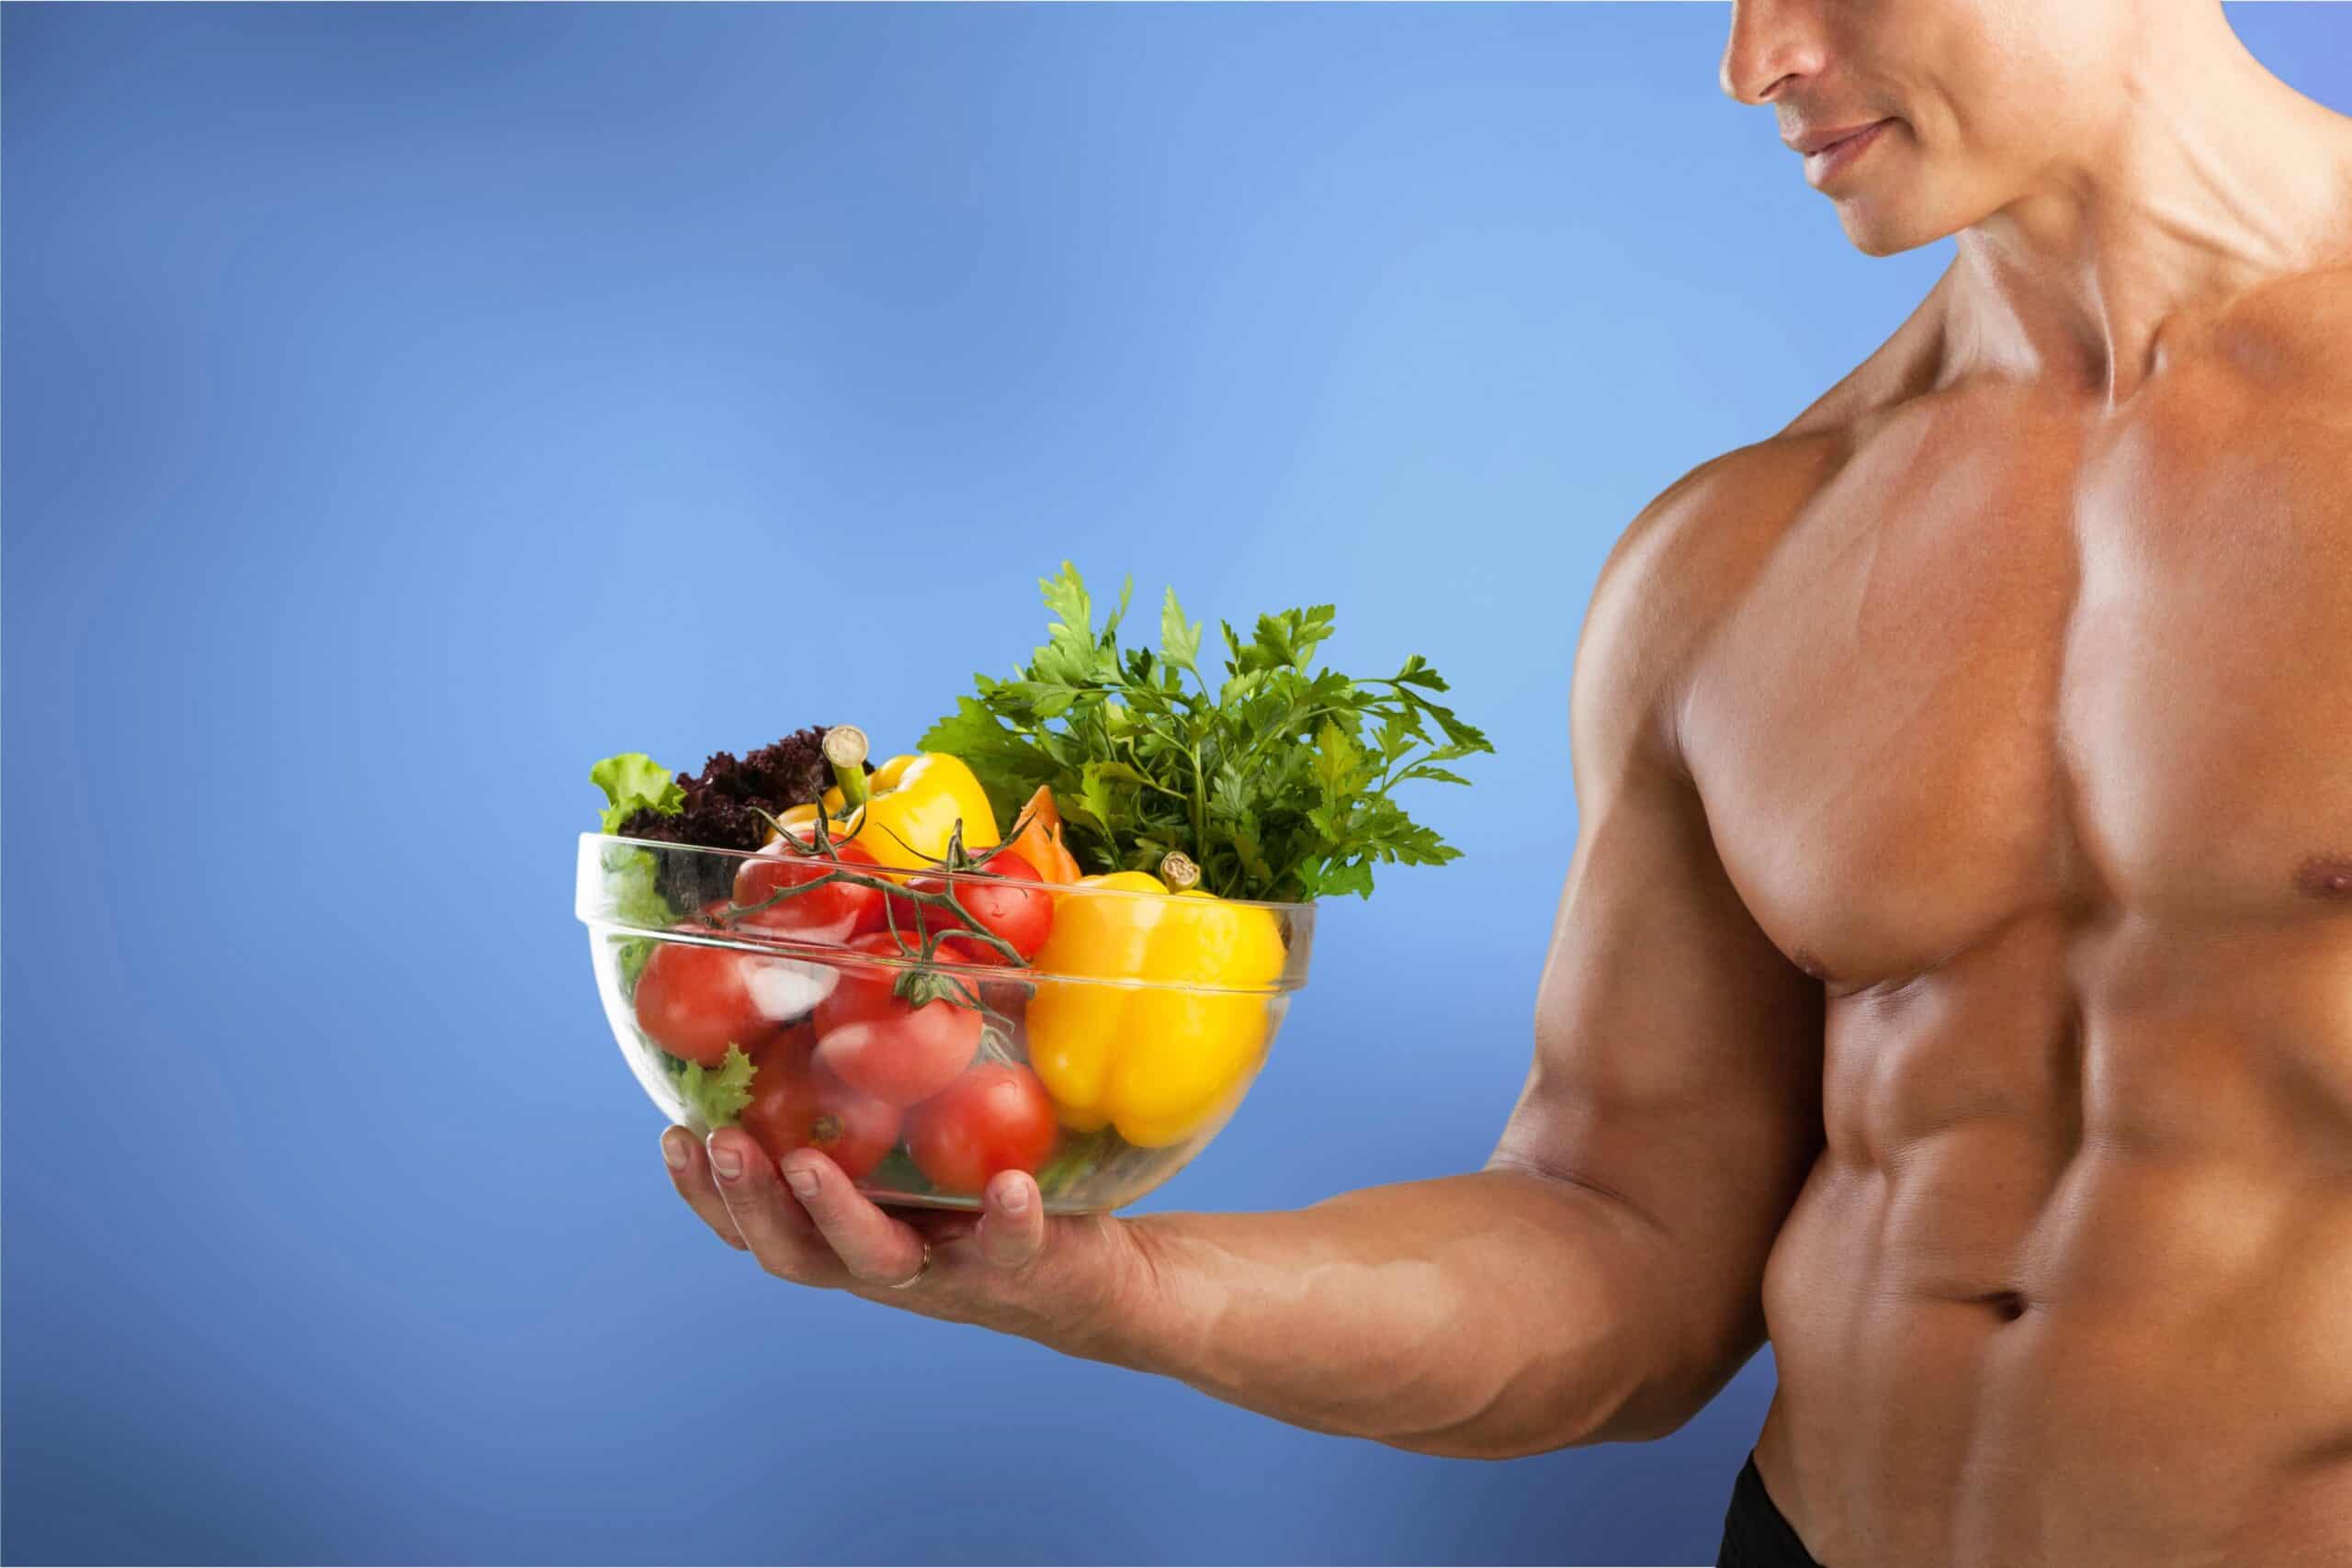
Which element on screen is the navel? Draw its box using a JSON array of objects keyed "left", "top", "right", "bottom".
[
  {"left": 2293, "top": 853, "right": 2352, "bottom": 900},
  {"left": 1977, "top": 1288, "right": 2030, "bottom": 1324}
]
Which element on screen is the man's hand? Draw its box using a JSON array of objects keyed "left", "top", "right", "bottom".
[{"left": 659, "top": 1125, "right": 1146, "bottom": 1347}]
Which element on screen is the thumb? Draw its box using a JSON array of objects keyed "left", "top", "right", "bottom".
[{"left": 974, "top": 1170, "right": 1046, "bottom": 1269}]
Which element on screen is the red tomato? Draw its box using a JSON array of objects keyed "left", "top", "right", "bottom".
[
  {"left": 812, "top": 933, "right": 985, "bottom": 1105},
  {"left": 848, "top": 867, "right": 927, "bottom": 939},
  {"left": 906, "top": 1064, "right": 1059, "bottom": 1194},
  {"left": 739, "top": 1034, "right": 901, "bottom": 1180},
  {"left": 732, "top": 840, "right": 885, "bottom": 945},
  {"left": 929, "top": 932, "right": 1035, "bottom": 1023},
  {"left": 931, "top": 931, "right": 1012, "bottom": 966},
  {"left": 633, "top": 934, "right": 782, "bottom": 1067},
  {"left": 903, "top": 852, "right": 1054, "bottom": 960},
  {"left": 767, "top": 1019, "right": 819, "bottom": 1057}
]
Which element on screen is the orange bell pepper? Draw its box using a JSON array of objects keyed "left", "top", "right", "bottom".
[{"left": 1003, "top": 785, "right": 1082, "bottom": 886}]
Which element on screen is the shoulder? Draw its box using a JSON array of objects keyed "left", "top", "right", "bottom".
[
  {"left": 1592, "top": 435, "right": 1843, "bottom": 639},
  {"left": 1576, "top": 284, "right": 1946, "bottom": 772},
  {"left": 2135, "top": 263, "right": 2352, "bottom": 502},
  {"left": 2197, "top": 263, "right": 2352, "bottom": 408},
  {"left": 1595, "top": 271, "right": 1952, "bottom": 628},
  {"left": 1573, "top": 432, "right": 1845, "bottom": 778}
]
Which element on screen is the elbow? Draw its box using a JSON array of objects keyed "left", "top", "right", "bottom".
[
  {"left": 1313, "top": 1167, "right": 1752, "bottom": 1461},
  {"left": 1563, "top": 1378, "right": 1709, "bottom": 1448},
  {"left": 1368, "top": 1390, "right": 1696, "bottom": 1462},
  {"left": 1363, "top": 1316, "right": 1707, "bottom": 1461},
  {"left": 1448, "top": 1384, "right": 1703, "bottom": 1461},
  {"left": 1538, "top": 1320, "right": 1764, "bottom": 1451},
  {"left": 1555, "top": 1326, "right": 1767, "bottom": 1451}
]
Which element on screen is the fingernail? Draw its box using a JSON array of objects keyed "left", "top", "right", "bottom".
[
  {"left": 785, "top": 1168, "right": 820, "bottom": 1200},
  {"left": 708, "top": 1143, "right": 742, "bottom": 1182},
  {"left": 999, "top": 1180, "right": 1029, "bottom": 1214},
  {"left": 661, "top": 1133, "right": 688, "bottom": 1171}
]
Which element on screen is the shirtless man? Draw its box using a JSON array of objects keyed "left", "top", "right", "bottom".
[{"left": 655, "top": 0, "right": 2352, "bottom": 1561}]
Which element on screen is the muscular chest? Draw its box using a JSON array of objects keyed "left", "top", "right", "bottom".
[{"left": 1680, "top": 385, "right": 2352, "bottom": 991}]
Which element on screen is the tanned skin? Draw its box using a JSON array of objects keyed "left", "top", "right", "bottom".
[{"left": 657, "top": 2, "right": 2352, "bottom": 1561}]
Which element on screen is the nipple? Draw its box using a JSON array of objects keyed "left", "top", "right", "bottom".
[{"left": 2294, "top": 854, "right": 2352, "bottom": 900}]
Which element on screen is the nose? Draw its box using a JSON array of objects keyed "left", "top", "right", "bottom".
[{"left": 1719, "top": 0, "right": 1826, "bottom": 105}]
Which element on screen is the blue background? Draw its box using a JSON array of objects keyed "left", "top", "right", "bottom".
[{"left": 6, "top": 5, "right": 2347, "bottom": 1564}]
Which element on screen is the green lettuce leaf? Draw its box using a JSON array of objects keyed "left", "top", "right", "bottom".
[
  {"left": 600, "top": 843, "right": 676, "bottom": 994},
  {"left": 590, "top": 752, "right": 684, "bottom": 833},
  {"left": 606, "top": 847, "right": 672, "bottom": 929},
  {"left": 672, "top": 1044, "right": 760, "bottom": 1131}
]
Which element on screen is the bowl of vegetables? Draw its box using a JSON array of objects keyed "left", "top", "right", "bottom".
[
  {"left": 578, "top": 565, "right": 1490, "bottom": 1212},
  {"left": 578, "top": 825, "right": 1315, "bottom": 1212}
]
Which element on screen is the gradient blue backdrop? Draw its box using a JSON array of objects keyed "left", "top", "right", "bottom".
[{"left": 7, "top": 5, "right": 2347, "bottom": 1564}]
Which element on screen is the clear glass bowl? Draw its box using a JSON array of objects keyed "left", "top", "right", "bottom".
[{"left": 575, "top": 833, "right": 1316, "bottom": 1213}]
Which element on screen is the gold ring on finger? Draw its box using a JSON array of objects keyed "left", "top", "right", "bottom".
[{"left": 885, "top": 1239, "right": 933, "bottom": 1291}]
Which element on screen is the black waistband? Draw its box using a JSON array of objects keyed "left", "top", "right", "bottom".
[{"left": 1717, "top": 1451, "right": 1825, "bottom": 1568}]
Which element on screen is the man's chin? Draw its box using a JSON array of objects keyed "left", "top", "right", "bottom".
[{"left": 1833, "top": 197, "right": 1955, "bottom": 258}]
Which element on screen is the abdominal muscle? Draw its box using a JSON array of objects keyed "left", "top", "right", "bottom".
[{"left": 1748, "top": 947, "right": 2352, "bottom": 1568}]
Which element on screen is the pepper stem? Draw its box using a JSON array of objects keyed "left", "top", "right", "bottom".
[
  {"left": 1159, "top": 851, "right": 1201, "bottom": 891},
  {"left": 823, "top": 725, "right": 871, "bottom": 810}
]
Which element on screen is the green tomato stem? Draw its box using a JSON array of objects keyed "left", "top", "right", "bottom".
[{"left": 718, "top": 859, "right": 1029, "bottom": 970}]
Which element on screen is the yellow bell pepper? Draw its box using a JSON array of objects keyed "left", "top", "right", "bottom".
[
  {"left": 772, "top": 728, "right": 1001, "bottom": 880},
  {"left": 831, "top": 752, "right": 1000, "bottom": 870},
  {"left": 1023, "top": 870, "right": 1288, "bottom": 1147}
]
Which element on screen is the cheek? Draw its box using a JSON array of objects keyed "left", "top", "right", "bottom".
[
  {"left": 1839, "top": 0, "right": 2109, "bottom": 157},
  {"left": 1935, "top": 0, "right": 2120, "bottom": 160}
]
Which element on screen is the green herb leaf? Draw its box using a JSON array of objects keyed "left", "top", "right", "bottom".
[
  {"left": 1160, "top": 587, "right": 1204, "bottom": 686},
  {"left": 926, "top": 567, "right": 1493, "bottom": 903},
  {"left": 1392, "top": 653, "right": 1448, "bottom": 691},
  {"left": 1072, "top": 761, "right": 1123, "bottom": 838},
  {"left": 1314, "top": 718, "right": 1360, "bottom": 805},
  {"left": 1039, "top": 561, "right": 1093, "bottom": 643}
]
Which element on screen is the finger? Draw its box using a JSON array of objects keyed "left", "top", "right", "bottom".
[
  {"left": 974, "top": 1169, "right": 1046, "bottom": 1269},
  {"left": 662, "top": 1128, "right": 746, "bottom": 1250},
  {"left": 896, "top": 1206, "right": 981, "bottom": 1247},
  {"left": 707, "top": 1129, "right": 842, "bottom": 1282},
  {"left": 775, "top": 1149, "right": 930, "bottom": 1288}
]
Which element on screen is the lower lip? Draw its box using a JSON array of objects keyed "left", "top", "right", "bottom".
[{"left": 1804, "top": 120, "right": 1892, "bottom": 187}]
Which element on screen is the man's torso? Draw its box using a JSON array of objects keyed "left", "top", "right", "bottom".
[{"left": 1681, "top": 266, "right": 2352, "bottom": 1566}]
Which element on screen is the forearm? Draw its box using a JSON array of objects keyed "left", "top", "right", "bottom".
[{"left": 1064, "top": 1168, "right": 1694, "bottom": 1458}]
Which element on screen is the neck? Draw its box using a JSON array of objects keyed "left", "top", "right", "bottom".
[{"left": 1942, "top": 9, "right": 2352, "bottom": 403}]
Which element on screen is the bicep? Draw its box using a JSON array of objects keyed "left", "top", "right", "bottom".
[
  {"left": 1496, "top": 756, "right": 1824, "bottom": 1237},
  {"left": 1490, "top": 499, "right": 1826, "bottom": 1407}
]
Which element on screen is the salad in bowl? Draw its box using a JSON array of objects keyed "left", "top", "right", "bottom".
[{"left": 576, "top": 566, "right": 1489, "bottom": 1213}]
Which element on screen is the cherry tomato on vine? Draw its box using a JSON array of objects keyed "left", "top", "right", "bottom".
[
  {"left": 632, "top": 931, "right": 783, "bottom": 1067},
  {"left": 739, "top": 1032, "right": 901, "bottom": 1180},
  {"left": 906, "top": 1063, "right": 1059, "bottom": 1194},
  {"left": 732, "top": 840, "right": 887, "bottom": 945},
  {"left": 903, "top": 851, "right": 1054, "bottom": 960},
  {"left": 851, "top": 876, "right": 928, "bottom": 940},
  {"left": 811, "top": 933, "right": 986, "bottom": 1106},
  {"left": 930, "top": 932, "right": 1035, "bottom": 1022}
]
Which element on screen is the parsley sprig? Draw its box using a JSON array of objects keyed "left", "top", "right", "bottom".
[{"left": 921, "top": 564, "right": 1492, "bottom": 903}]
